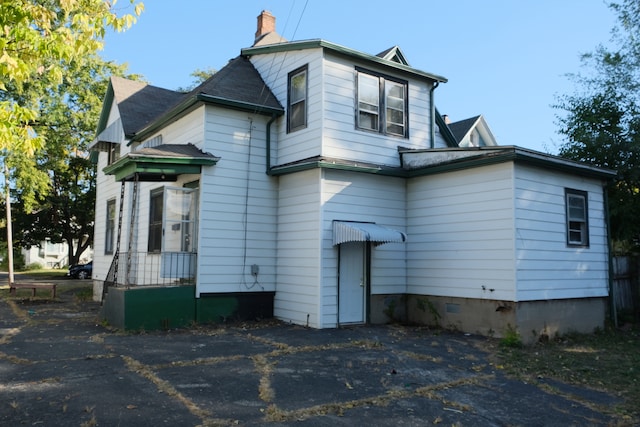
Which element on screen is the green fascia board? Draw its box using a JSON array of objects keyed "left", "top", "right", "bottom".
[
  {"left": 132, "top": 93, "right": 284, "bottom": 144},
  {"left": 403, "top": 147, "right": 617, "bottom": 180},
  {"left": 104, "top": 156, "right": 218, "bottom": 181},
  {"left": 95, "top": 81, "right": 115, "bottom": 137},
  {"left": 434, "top": 108, "right": 459, "bottom": 147},
  {"left": 242, "top": 39, "right": 448, "bottom": 83},
  {"left": 270, "top": 159, "right": 406, "bottom": 177}
]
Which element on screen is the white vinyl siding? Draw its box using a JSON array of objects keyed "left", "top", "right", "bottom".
[
  {"left": 249, "top": 50, "right": 324, "bottom": 166},
  {"left": 197, "top": 107, "right": 278, "bottom": 295},
  {"left": 321, "top": 170, "right": 407, "bottom": 327},
  {"left": 514, "top": 166, "right": 608, "bottom": 300},
  {"left": 250, "top": 49, "right": 435, "bottom": 169},
  {"left": 407, "top": 163, "right": 516, "bottom": 301},
  {"left": 322, "top": 53, "right": 433, "bottom": 166},
  {"left": 275, "top": 170, "right": 322, "bottom": 327}
]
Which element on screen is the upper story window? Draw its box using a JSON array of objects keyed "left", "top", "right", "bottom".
[
  {"left": 107, "top": 143, "right": 120, "bottom": 165},
  {"left": 287, "top": 65, "right": 307, "bottom": 132},
  {"left": 356, "top": 68, "right": 408, "bottom": 137},
  {"left": 565, "top": 188, "right": 589, "bottom": 247}
]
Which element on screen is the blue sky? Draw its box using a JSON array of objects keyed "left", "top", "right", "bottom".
[{"left": 101, "top": 0, "right": 617, "bottom": 154}]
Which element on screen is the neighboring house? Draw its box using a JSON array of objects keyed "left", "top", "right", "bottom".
[
  {"left": 446, "top": 114, "right": 498, "bottom": 147},
  {"left": 90, "top": 11, "right": 615, "bottom": 343},
  {"left": 22, "top": 240, "right": 93, "bottom": 269}
]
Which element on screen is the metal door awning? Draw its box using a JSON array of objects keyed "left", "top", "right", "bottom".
[{"left": 333, "top": 221, "right": 407, "bottom": 246}]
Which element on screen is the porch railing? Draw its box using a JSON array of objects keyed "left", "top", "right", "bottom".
[{"left": 104, "top": 251, "right": 197, "bottom": 289}]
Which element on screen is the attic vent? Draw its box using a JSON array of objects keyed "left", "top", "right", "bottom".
[{"left": 143, "top": 135, "right": 163, "bottom": 149}]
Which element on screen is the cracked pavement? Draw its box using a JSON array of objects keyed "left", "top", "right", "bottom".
[{"left": 0, "top": 287, "right": 622, "bottom": 426}]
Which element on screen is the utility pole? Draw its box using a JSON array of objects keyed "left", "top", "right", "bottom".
[{"left": 4, "top": 163, "right": 14, "bottom": 286}]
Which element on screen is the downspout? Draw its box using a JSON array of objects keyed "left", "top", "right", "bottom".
[
  {"left": 429, "top": 81, "right": 440, "bottom": 148},
  {"left": 604, "top": 184, "right": 617, "bottom": 328},
  {"left": 265, "top": 113, "right": 278, "bottom": 175}
]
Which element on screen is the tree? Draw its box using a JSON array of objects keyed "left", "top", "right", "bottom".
[
  {"left": 555, "top": 0, "right": 640, "bottom": 251},
  {"left": 1, "top": 52, "right": 131, "bottom": 266},
  {"left": 0, "top": 1, "right": 143, "bottom": 267},
  {"left": 0, "top": 0, "right": 143, "bottom": 157},
  {"left": 175, "top": 67, "right": 217, "bottom": 92}
]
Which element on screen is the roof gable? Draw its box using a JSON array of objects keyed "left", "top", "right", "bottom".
[
  {"left": 110, "top": 77, "right": 186, "bottom": 138},
  {"left": 376, "top": 46, "right": 409, "bottom": 66},
  {"left": 188, "top": 56, "right": 282, "bottom": 111},
  {"left": 448, "top": 115, "right": 481, "bottom": 143}
]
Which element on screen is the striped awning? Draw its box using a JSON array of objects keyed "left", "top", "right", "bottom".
[{"left": 333, "top": 221, "right": 407, "bottom": 246}]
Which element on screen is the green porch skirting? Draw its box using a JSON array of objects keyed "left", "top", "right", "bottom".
[
  {"left": 100, "top": 285, "right": 274, "bottom": 331},
  {"left": 196, "top": 292, "right": 275, "bottom": 324}
]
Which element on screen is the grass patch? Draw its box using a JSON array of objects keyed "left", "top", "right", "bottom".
[
  {"left": 15, "top": 269, "right": 68, "bottom": 280},
  {"left": 496, "top": 326, "right": 640, "bottom": 423}
]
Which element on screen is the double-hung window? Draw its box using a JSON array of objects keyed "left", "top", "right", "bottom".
[
  {"left": 356, "top": 68, "right": 408, "bottom": 137},
  {"left": 287, "top": 65, "right": 307, "bottom": 132},
  {"left": 565, "top": 189, "right": 589, "bottom": 247},
  {"left": 105, "top": 199, "right": 116, "bottom": 254}
]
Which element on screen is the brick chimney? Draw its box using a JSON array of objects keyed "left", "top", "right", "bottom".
[{"left": 255, "top": 10, "right": 276, "bottom": 41}]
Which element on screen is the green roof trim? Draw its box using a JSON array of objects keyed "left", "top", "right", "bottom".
[
  {"left": 103, "top": 153, "right": 219, "bottom": 182},
  {"left": 132, "top": 93, "right": 284, "bottom": 143},
  {"left": 269, "top": 158, "right": 405, "bottom": 177},
  {"left": 95, "top": 82, "right": 115, "bottom": 137},
  {"left": 434, "top": 108, "right": 458, "bottom": 147},
  {"left": 402, "top": 146, "right": 617, "bottom": 180},
  {"left": 268, "top": 147, "right": 616, "bottom": 181},
  {"left": 242, "top": 39, "right": 448, "bottom": 83}
]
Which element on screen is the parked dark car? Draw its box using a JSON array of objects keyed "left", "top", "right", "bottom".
[{"left": 67, "top": 261, "right": 92, "bottom": 279}]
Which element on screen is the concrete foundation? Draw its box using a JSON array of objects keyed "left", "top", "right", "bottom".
[
  {"left": 370, "top": 294, "right": 407, "bottom": 324},
  {"left": 406, "top": 295, "right": 606, "bottom": 344}
]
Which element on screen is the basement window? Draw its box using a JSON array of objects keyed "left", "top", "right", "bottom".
[{"left": 565, "top": 188, "right": 589, "bottom": 247}]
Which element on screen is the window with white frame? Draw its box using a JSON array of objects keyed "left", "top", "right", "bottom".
[
  {"left": 105, "top": 199, "right": 116, "bottom": 254},
  {"left": 148, "top": 186, "right": 198, "bottom": 253},
  {"left": 356, "top": 68, "right": 408, "bottom": 137},
  {"left": 565, "top": 189, "right": 589, "bottom": 247},
  {"left": 287, "top": 65, "right": 307, "bottom": 132}
]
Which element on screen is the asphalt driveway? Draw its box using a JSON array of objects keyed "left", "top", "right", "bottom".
[{"left": 0, "top": 286, "right": 622, "bottom": 426}]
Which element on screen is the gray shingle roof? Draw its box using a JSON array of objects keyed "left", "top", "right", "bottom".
[
  {"left": 188, "top": 56, "right": 282, "bottom": 111},
  {"left": 110, "top": 77, "right": 186, "bottom": 137},
  {"left": 448, "top": 115, "right": 481, "bottom": 143},
  {"left": 131, "top": 143, "right": 217, "bottom": 160}
]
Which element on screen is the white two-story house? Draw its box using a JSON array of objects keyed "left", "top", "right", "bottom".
[{"left": 90, "top": 11, "right": 615, "bottom": 342}]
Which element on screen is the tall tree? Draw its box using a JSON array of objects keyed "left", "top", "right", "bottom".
[
  {"left": 1, "top": 0, "right": 143, "bottom": 199},
  {"left": 0, "top": 1, "right": 143, "bottom": 266},
  {"left": 555, "top": 0, "right": 640, "bottom": 251}
]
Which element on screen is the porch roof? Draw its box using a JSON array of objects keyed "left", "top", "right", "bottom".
[
  {"left": 333, "top": 221, "right": 407, "bottom": 246},
  {"left": 103, "top": 143, "right": 220, "bottom": 182}
]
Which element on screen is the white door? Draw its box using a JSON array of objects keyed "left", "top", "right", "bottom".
[{"left": 339, "top": 242, "right": 366, "bottom": 324}]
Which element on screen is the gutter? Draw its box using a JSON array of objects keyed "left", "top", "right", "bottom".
[
  {"left": 430, "top": 82, "right": 439, "bottom": 148},
  {"left": 265, "top": 113, "right": 278, "bottom": 175},
  {"left": 132, "top": 93, "right": 284, "bottom": 144}
]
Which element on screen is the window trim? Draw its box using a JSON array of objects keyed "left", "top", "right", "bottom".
[
  {"left": 355, "top": 67, "right": 409, "bottom": 138},
  {"left": 105, "top": 199, "right": 116, "bottom": 255},
  {"left": 287, "top": 65, "right": 308, "bottom": 133},
  {"left": 148, "top": 188, "right": 164, "bottom": 253},
  {"left": 565, "top": 188, "right": 589, "bottom": 247}
]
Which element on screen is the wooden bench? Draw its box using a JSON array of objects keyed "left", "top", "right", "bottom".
[{"left": 9, "top": 283, "right": 57, "bottom": 298}]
